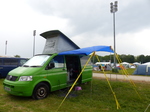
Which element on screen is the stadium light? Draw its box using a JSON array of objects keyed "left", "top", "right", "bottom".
[{"left": 110, "top": 1, "right": 118, "bottom": 68}]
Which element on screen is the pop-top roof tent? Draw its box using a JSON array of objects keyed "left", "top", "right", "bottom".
[
  {"left": 40, "top": 30, "right": 114, "bottom": 55},
  {"left": 40, "top": 30, "right": 80, "bottom": 54}
]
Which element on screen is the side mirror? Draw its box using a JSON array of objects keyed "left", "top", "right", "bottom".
[
  {"left": 49, "top": 63, "right": 55, "bottom": 69},
  {"left": 46, "top": 63, "right": 55, "bottom": 70}
]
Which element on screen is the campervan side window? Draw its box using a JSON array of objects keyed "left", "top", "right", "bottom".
[
  {"left": 80, "top": 56, "right": 92, "bottom": 66},
  {"left": 53, "top": 55, "right": 64, "bottom": 68},
  {"left": 4, "top": 59, "right": 18, "bottom": 65}
]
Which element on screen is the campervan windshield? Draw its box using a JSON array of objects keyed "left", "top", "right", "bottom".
[{"left": 23, "top": 55, "right": 50, "bottom": 67}]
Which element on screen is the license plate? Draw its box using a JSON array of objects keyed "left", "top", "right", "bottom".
[{"left": 4, "top": 86, "right": 11, "bottom": 91}]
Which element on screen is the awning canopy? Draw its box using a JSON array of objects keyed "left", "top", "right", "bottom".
[{"left": 58, "top": 46, "right": 114, "bottom": 55}]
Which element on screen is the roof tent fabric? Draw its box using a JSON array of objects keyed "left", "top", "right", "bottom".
[
  {"left": 40, "top": 30, "right": 80, "bottom": 54},
  {"left": 58, "top": 46, "right": 114, "bottom": 55}
]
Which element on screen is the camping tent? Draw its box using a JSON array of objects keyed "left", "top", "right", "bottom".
[
  {"left": 133, "top": 62, "right": 141, "bottom": 66},
  {"left": 121, "top": 62, "right": 131, "bottom": 68},
  {"left": 133, "top": 63, "right": 150, "bottom": 75},
  {"left": 95, "top": 62, "right": 112, "bottom": 71}
]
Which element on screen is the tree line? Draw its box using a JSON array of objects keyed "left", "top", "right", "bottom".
[
  {"left": 92, "top": 54, "right": 150, "bottom": 64},
  {"left": 14, "top": 54, "right": 150, "bottom": 64}
]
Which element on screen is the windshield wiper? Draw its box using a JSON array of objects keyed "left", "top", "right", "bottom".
[
  {"left": 30, "top": 65, "right": 41, "bottom": 67},
  {"left": 23, "top": 65, "right": 29, "bottom": 67}
]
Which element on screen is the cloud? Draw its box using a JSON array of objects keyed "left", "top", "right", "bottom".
[
  {"left": 117, "top": 0, "right": 150, "bottom": 33},
  {"left": 27, "top": 0, "right": 111, "bottom": 36},
  {"left": 116, "top": 28, "right": 150, "bottom": 55},
  {"left": 0, "top": 0, "right": 150, "bottom": 57},
  {"left": 23, "top": 0, "right": 150, "bottom": 56},
  {"left": 27, "top": 0, "right": 150, "bottom": 36}
]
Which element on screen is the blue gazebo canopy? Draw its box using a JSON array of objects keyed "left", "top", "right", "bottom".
[{"left": 58, "top": 46, "right": 114, "bottom": 55}]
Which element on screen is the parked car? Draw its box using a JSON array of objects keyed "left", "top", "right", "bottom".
[{"left": 0, "top": 57, "right": 28, "bottom": 78}]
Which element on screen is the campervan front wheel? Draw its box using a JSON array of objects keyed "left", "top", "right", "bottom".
[{"left": 32, "top": 83, "right": 49, "bottom": 100}]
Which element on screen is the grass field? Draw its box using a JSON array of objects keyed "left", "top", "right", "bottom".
[
  {"left": 1, "top": 75, "right": 150, "bottom": 112},
  {"left": 94, "top": 68, "right": 136, "bottom": 75}
]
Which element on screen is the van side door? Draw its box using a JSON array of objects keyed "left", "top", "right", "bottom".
[{"left": 46, "top": 55, "right": 67, "bottom": 91}]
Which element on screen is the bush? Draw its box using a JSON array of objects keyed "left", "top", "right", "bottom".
[{"left": 112, "top": 68, "right": 119, "bottom": 73}]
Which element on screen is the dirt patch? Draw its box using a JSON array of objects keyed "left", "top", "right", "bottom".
[{"left": 93, "top": 77, "right": 150, "bottom": 84}]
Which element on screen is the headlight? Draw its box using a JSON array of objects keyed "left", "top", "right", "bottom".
[{"left": 19, "top": 76, "right": 33, "bottom": 81}]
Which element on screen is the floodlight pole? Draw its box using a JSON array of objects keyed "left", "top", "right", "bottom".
[
  {"left": 110, "top": 1, "right": 118, "bottom": 68},
  {"left": 5, "top": 40, "right": 7, "bottom": 55},
  {"left": 113, "top": 12, "right": 116, "bottom": 67},
  {"left": 33, "top": 30, "right": 36, "bottom": 56}
]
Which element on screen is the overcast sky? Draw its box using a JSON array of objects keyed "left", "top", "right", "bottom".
[{"left": 0, "top": 0, "right": 150, "bottom": 58}]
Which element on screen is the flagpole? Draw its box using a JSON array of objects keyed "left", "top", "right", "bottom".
[{"left": 33, "top": 30, "right": 36, "bottom": 56}]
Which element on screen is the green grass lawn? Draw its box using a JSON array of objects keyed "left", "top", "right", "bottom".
[
  {"left": 1, "top": 76, "right": 150, "bottom": 112},
  {"left": 94, "top": 68, "right": 136, "bottom": 75}
]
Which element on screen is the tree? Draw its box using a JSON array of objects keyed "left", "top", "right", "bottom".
[
  {"left": 127, "top": 55, "right": 135, "bottom": 63},
  {"left": 136, "top": 55, "right": 145, "bottom": 64},
  {"left": 119, "top": 54, "right": 127, "bottom": 62},
  {"left": 92, "top": 54, "right": 150, "bottom": 64},
  {"left": 145, "top": 55, "right": 150, "bottom": 62},
  {"left": 14, "top": 55, "right": 20, "bottom": 58}
]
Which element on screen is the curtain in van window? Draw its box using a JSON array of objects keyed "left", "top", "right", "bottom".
[{"left": 4, "top": 59, "right": 18, "bottom": 65}]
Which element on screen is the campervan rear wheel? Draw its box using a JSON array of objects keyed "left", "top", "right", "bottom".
[{"left": 32, "top": 83, "right": 49, "bottom": 100}]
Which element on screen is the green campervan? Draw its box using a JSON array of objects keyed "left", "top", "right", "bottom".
[
  {"left": 3, "top": 53, "right": 92, "bottom": 99},
  {"left": 3, "top": 30, "right": 93, "bottom": 99}
]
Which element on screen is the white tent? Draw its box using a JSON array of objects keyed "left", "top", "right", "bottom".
[
  {"left": 120, "top": 62, "right": 131, "bottom": 68},
  {"left": 95, "top": 62, "right": 111, "bottom": 65},
  {"left": 142, "top": 62, "right": 150, "bottom": 65},
  {"left": 95, "top": 62, "right": 112, "bottom": 70}
]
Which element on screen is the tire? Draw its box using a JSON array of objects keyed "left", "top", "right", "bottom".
[{"left": 32, "top": 83, "right": 49, "bottom": 100}]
